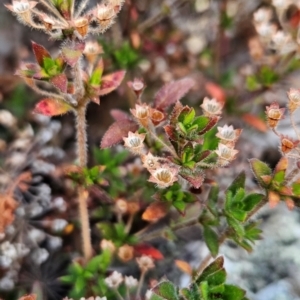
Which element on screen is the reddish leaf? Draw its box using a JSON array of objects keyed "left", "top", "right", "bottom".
[
  {"left": 34, "top": 98, "right": 72, "bottom": 116},
  {"left": 242, "top": 113, "right": 267, "bottom": 132},
  {"left": 154, "top": 78, "right": 195, "bottom": 111},
  {"left": 110, "top": 109, "right": 131, "bottom": 122},
  {"left": 205, "top": 82, "right": 226, "bottom": 104},
  {"left": 164, "top": 125, "right": 178, "bottom": 141},
  {"left": 31, "top": 41, "right": 51, "bottom": 67},
  {"left": 142, "top": 202, "right": 169, "bottom": 222},
  {"left": 175, "top": 260, "right": 192, "bottom": 275},
  {"left": 134, "top": 244, "right": 164, "bottom": 260},
  {"left": 50, "top": 73, "right": 68, "bottom": 93},
  {"left": 98, "top": 70, "right": 126, "bottom": 96},
  {"left": 100, "top": 119, "right": 138, "bottom": 148},
  {"left": 180, "top": 169, "right": 204, "bottom": 189},
  {"left": 61, "top": 41, "right": 85, "bottom": 67}
]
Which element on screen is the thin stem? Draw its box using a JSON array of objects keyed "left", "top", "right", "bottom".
[
  {"left": 75, "top": 0, "right": 89, "bottom": 18},
  {"left": 74, "top": 59, "right": 85, "bottom": 100},
  {"left": 78, "top": 186, "right": 93, "bottom": 261},
  {"left": 136, "top": 270, "right": 146, "bottom": 300},
  {"left": 76, "top": 103, "right": 92, "bottom": 261},
  {"left": 284, "top": 167, "right": 299, "bottom": 186},
  {"left": 76, "top": 104, "right": 88, "bottom": 168},
  {"left": 290, "top": 113, "right": 300, "bottom": 140},
  {"left": 147, "top": 128, "right": 178, "bottom": 158},
  {"left": 125, "top": 213, "right": 135, "bottom": 234},
  {"left": 39, "top": 0, "right": 69, "bottom": 25},
  {"left": 114, "top": 289, "right": 125, "bottom": 300}
]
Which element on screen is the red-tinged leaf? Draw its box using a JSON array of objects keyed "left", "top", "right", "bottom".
[
  {"left": 170, "top": 101, "right": 184, "bottom": 125},
  {"left": 180, "top": 168, "right": 204, "bottom": 189},
  {"left": 110, "top": 109, "right": 131, "bottom": 122},
  {"left": 16, "top": 63, "right": 41, "bottom": 78},
  {"left": 100, "top": 120, "right": 138, "bottom": 148},
  {"left": 31, "top": 41, "right": 51, "bottom": 67},
  {"left": 67, "top": 82, "right": 75, "bottom": 94},
  {"left": 198, "top": 116, "right": 220, "bottom": 135},
  {"left": 242, "top": 113, "right": 268, "bottom": 132},
  {"left": 164, "top": 125, "right": 178, "bottom": 141},
  {"left": 175, "top": 260, "right": 193, "bottom": 275},
  {"left": 98, "top": 70, "right": 126, "bottom": 96},
  {"left": 205, "top": 82, "right": 226, "bottom": 104},
  {"left": 134, "top": 244, "right": 164, "bottom": 260},
  {"left": 142, "top": 202, "right": 169, "bottom": 222},
  {"left": 274, "top": 157, "right": 288, "bottom": 173},
  {"left": 50, "top": 73, "right": 68, "bottom": 93},
  {"left": 61, "top": 41, "right": 85, "bottom": 67},
  {"left": 154, "top": 78, "right": 195, "bottom": 111},
  {"left": 34, "top": 98, "right": 72, "bottom": 116}
]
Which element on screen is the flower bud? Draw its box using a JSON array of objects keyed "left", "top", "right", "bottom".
[
  {"left": 265, "top": 103, "right": 285, "bottom": 128},
  {"left": 118, "top": 244, "right": 134, "bottom": 262},
  {"left": 287, "top": 88, "right": 300, "bottom": 112}
]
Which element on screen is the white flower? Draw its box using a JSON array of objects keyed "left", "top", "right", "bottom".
[
  {"left": 100, "top": 239, "right": 116, "bottom": 253},
  {"left": 94, "top": 3, "right": 116, "bottom": 27},
  {"left": 105, "top": 271, "right": 123, "bottom": 289},
  {"left": 253, "top": 7, "right": 272, "bottom": 23},
  {"left": 123, "top": 131, "right": 146, "bottom": 154},
  {"left": 5, "top": 0, "right": 37, "bottom": 14},
  {"left": 148, "top": 166, "right": 178, "bottom": 188},
  {"left": 125, "top": 275, "right": 138, "bottom": 288},
  {"left": 141, "top": 152, "right": 161, "bottom": 170},
  {"left": 200, "top": 97, "right": 223, "bottom": 116},
  {"left": 216, "top": 125, "right": 241, "bottom": 145},
  {"left": 136, "top": 255, "right": 155, "bottom": 272},
  {"left": 215, "top": 144, "right": 238, "bottom": 166}
]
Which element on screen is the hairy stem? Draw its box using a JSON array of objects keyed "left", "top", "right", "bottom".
[
  {"left": 39, "top": 0, "right": 69, "bottom": 25},
  {"left": 76, "top": 103, "right": 92, "bottom": 261}
]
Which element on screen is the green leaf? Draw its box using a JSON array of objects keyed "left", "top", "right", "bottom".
[
  {"left": 60, "top": 275, "right": 74, "bottom": 283},
  {"left": 173, "top": 200, "right": 187, "bottom": 214},
  {"left": 86, "top": 255, "right": 103, "bottom": 273},
  {"left": 226, "top": 215, "right": 244, "bottom": 237},
  {"left": 152, "top": 280, "right": 180, "bottom": 300},
  {"left": 292, "top": 182, "right": 300, "bottom": 196},
  {"left": 202, "top": 127, "right": 219, "bottom": 151},
  {"left": 207, "top": 185, "right": 219, "bottom": 217},
  {"left": 230, "top": 209, "right": 247, "bottom": 222},
  {"left": 242, "top": 193, "right": 265, "bottom": 212},
  {"left": 249, "top": 159, "right": 272, "bottom": 188},
  {"left": 206, "top": 268, "right": 226, "bottom": 286},
  {"left": 203, "top": 226, "right": 219, "bottom": 257},
  {"left": 223, "top": 285, "right": 246, "bottom": 300},
  {"left": 227, "top": 172, "right": 245, "bottom": 197},
  {"left": 199, "top": 281, "right": 209, "bottom": 300},
  {"left": 192, "top": 116, "right": 210, "bottom": 131},
  {"left": 246, "top": 75, "right": 261, "bottom": 91},
  {"left": 196, "top": 256, "right": 224, "bottom": 284},
  {"left": 183, "top": 108, "right": 195, "bottom": 125},
  {"left": 273, "top": 170, "right": 285, "bottom": 184},
  {"left": 74, "top": 276, "right": 86, "bottom": 294}
]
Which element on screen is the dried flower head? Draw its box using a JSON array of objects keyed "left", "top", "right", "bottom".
[
  {"left": 200, "top": 97, "right": 223, "bottom": 116},
  {"left": 265, "top": 103, "right": 285, "bottom": 128},
  {"left": 128, "top": 78, "right": 145, "bottom": 97},
  {"left": 287, "top": 88, "right": 300, "bottom": 112},
  {"left": 118, "top": 244, "right": 134, "bottom": 262},
  {"left": 127, "top": 201, "right": 140, "bottom": 214},
  {"left": 100, "top": 239, "right": 116, "bottom": 253},
  {"left": 104, "top": 271, "right": 123, "bottom": 289},
  {"left": 130, "top": 104, "right": 150, "bottom": 127},
  {"left": 216, "top": 125, "right": 242, "bottom": 146},
  {"left": 150, "top": 108, "right": 165, "bottom": 125},
  {"left": 141, "top": 152, "right": 161, "bottom": 170},
  {"left": 136, "top": 255, "right": 155, "bottom": 272},
  {"left": 74, "top": 17, "right": 89, "bottom": 37},
  {"left": 84, "top": 41, "right": 103, "bottom": 64},
  {"left": 123, "top": 131, "right": 146, "bottom": 154},
  {"left": 280, "top": 136, "right": 299, "bottom": 153},
  {"left": 148, "top": 166, "right": 178, "bottom": 188},
  {"left": 125, "top": 275, "right": 138, "bottom": 288},
  {"left": 215, "top": 144, "right": 239, "bottom": 166},
  {"left": 94, "top": 4, "right": 116, "bottom": 28},
  {"left": 115, "top": 198, "right": 128, "bottom": 215}
]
